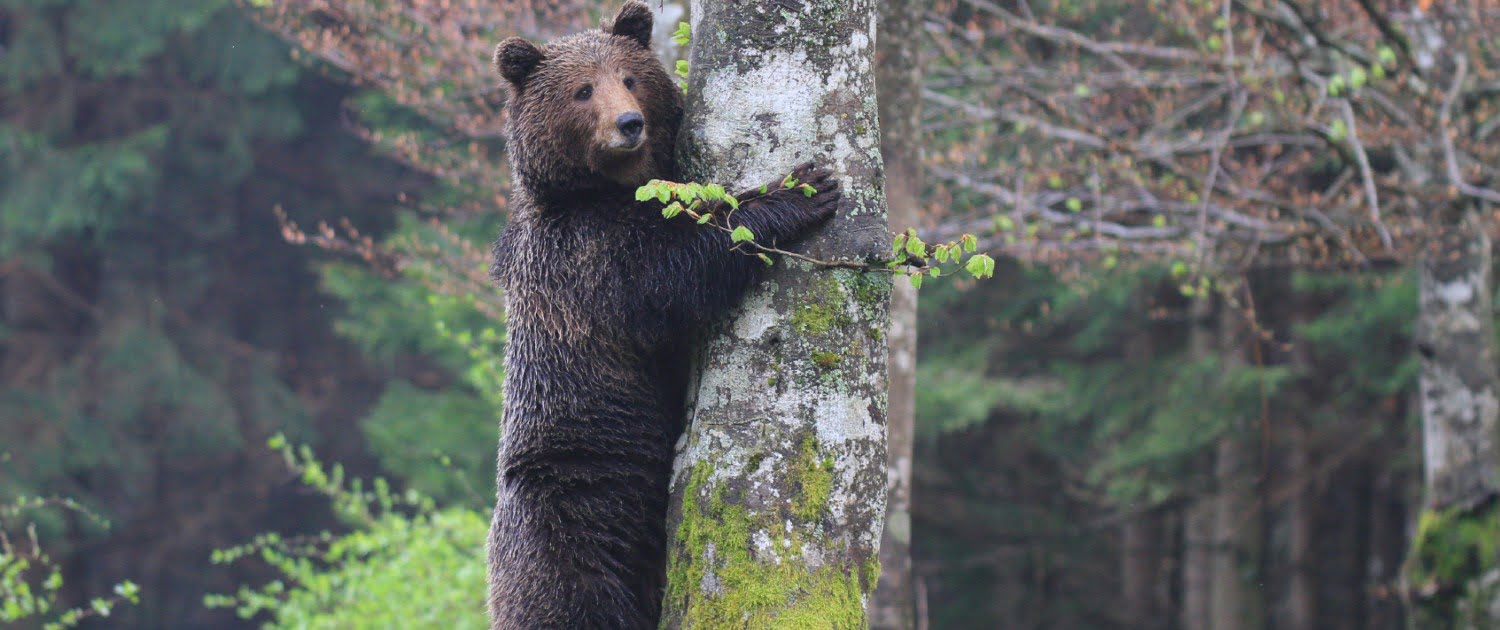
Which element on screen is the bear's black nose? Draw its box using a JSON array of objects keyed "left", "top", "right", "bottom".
[{"left": 616, "top": 112, "right": 644, "bottom": 143}]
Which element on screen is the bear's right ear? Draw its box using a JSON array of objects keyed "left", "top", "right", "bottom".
[{"left": 494, "top": 38, "right": 544, "bottom": 88}]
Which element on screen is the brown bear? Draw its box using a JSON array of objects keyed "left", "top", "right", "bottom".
[{"left": 485, "top": 3, "right": 840, "bottom": 629}]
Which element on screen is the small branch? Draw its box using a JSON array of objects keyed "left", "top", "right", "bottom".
[
  {"left": 1338, "top": 99, "right": 1393, "bottom": 249},
  {"left": 1438, "top": 56, "right": 1500, "bottom": 205}
]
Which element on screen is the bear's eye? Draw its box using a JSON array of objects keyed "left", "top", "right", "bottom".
[
  {"left": 623, "top": 77, "right": 636, "bottom": 90},
  {"left": 574, "top": 85, "right": 593, "bottom": 101}
]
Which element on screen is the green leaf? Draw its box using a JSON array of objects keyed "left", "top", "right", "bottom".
[
  {"left": 908, "top": 273, "right": 924, "bottom": 289},
  {"left": 757, "top": 253, "right": 773, "bottom": 267},
  {"left": 965, "top": 254, "right": 996, "bottom": 279},
  {"left": 800, "top": 184, "right": 817, "bottom": 197},
  {"left": 675, "top": 59, "right": 690, "bottom": 80},
  {"left": 1065, "top": 197, "right": 1083, "bottom": 212},
  {"left": 662, "top": 202, "right": 684, "bottom": 219},
  {"left": 1377, "top": 45, "right": 1397, "bottom": 67},
  {"left": 724, "top": 195, "right": 739, "bottom": 210},
  {"left": 962, "top": 234, "right": 978, "bottom": 252},
  {"left": 114, "top": 581, "right": 140, "bottom": 603},
  {"left": 672, "top": 22, "right": 691, "bottom": 46},
  {"left": 696, "top": 213, "right": 713, "bottom": 224},
  {"left": 1327, "top": 74, "right": 1346, "bottom": 96},
  {"left": 1329, "top": 119, "right": 1348, "bottom": 141},
  {"left": 731, "top": 226, "right": 755, "bottom": 243},
  {"left": 635, "top": 181, "right": 659, "bottom": 202},
  {"left": 905, "top": 236, "right": 927, "bottom": 258}
]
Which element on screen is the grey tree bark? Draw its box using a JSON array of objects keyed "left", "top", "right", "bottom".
[
  {"left": 1401, "top": 6, "right": 1500, "bottom": 624},
  {"left": 1416, "top": 206, "right": 1500, "bottom": 514},
  {"left": 660, "top": 1, "right": 890, "bottom": 627},
  {"left": 1408, "top": 204, "right": 1500, "bottom": 627},
  {"left": 870, "top": 0, "right": 921, "bottom": 627}
]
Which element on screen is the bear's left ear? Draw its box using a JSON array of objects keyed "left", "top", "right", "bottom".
[{"left": 608, "top": 1, "right": 654, "bottom": 49}]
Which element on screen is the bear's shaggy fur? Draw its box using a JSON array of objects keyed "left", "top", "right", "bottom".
[{"left": 485, "top": 3, "right": 840, "bottom": 628}]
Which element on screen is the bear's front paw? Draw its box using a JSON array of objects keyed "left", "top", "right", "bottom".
[{"left": 785, "top": 161, "right": 840, "bottom": 223}]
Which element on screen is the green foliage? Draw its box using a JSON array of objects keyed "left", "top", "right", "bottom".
[
  {"left": 1406, "top": 502, "right": 1500, "bottom": 628},
  {"left": 636, "top": 178, "right": 992, "bottom": 284},
  {"left": 916, "top": 263, "right": 1410, "bottom": 506},
  {"left": 0, "top": 495, "right": 140, "bottom": 628},
  {"left": 207, "top": 437, "right": 488, "bottom": 629},
  {"left": 315, "top": 224, "right": 505, "bottom": 504},
  {"left": 891, "top": 229, "right": 993, "bottom": 284},
  {"left": 0, "top": 125, "right": 168, "bottom": 256},
  {"left": 0, "top": 0, "right": 437, "bottom": 623},
  {"left": 1293, "top": 271, "right": 1418, "bottom": 403}
]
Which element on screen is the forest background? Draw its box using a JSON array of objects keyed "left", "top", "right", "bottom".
[{"left": 2, "top": 0, "right": 1498, "bottom": 628}]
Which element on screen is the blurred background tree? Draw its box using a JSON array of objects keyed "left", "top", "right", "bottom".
[{"left": 3, "top": 0, "right": 1498, "bottom": 627}]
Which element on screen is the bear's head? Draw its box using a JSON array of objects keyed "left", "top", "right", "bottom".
[{"left": 495, "top": 1, "right": 683, "bottom": 198}]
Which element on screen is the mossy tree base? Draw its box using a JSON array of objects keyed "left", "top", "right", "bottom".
[{"left": 1406, "top": 500, "right": 1500, "bottom": 628}]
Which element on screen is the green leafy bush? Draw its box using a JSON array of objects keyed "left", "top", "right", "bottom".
[
  {"left": 207, "top": 438, "right": 488, "bottom": 629},
  {"left": 1, "top": 492, "right": 140, "bottom": 628}
]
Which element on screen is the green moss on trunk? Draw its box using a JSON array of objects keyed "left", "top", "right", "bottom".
[
  {"left": 663, "top": 446, "right": 865, "bottom": 629},
  {"left": 1405, "top": 501, "right": 1500, "bottom": 627}
]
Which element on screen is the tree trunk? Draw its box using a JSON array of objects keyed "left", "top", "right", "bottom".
[
  {"left": 1209, "top": 434, "right": 1256, "bottom": 630},
  {"left": 660, "top": 1, "right": 891, "bottom": 627},
  {"left": 1180, "top": 296, "right": 1215, "bottom": 630},
  {"left": 1285, "top": 425, "right": 1316, "bottom": 630},
  {"left": 1407, "top": 204, "right": 1500, "bottom": 627},
  {"left": 871, "top": 0, "right": 922, "bottom": 627},
  {"left": 1209, "top": 297, "right": 1261, "bottom": 630},
  {"left": 1120, "top": 332, "right": 1163, "bottom": 628},
  {"left": 1121, "top": 513, "right": 1162, "bottom": 627},
  {"left": 1415, "top": 206, "right": 1500, "bottom": 516}
]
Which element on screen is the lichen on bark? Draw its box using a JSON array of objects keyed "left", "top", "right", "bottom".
[
  {"left": 662, "top": 0, "right": 889, "bottom": 627},
  {"left": 1416, "top": 209, "right": 1500, "bottom": 510}
]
